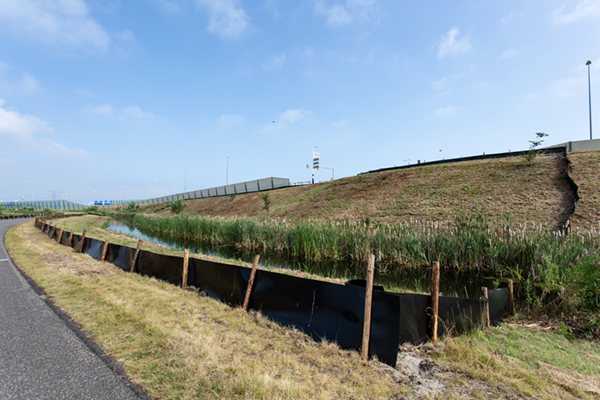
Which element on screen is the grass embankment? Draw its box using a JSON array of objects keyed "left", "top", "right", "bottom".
[
  {"left": 6, "top": 221, "right": 405, "bottom": 399},
  {"left": 569, "top": 150, "right": 600, "bottom": 230},
  {"left": 165, "top": 155, "right": 577, "bottom": 228},
  {"left": 8, "top": 221, "right": 600, "bottom": 399}
]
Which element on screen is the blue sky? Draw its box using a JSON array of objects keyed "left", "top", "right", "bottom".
[{"left": 0, "top": 0, "right": 599, "bottom": 205}]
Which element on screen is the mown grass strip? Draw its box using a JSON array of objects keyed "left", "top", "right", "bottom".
[{"left": 6, "top": 221, "right": 406, "bottom": 399}]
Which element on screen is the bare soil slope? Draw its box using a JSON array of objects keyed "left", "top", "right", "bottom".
[
  {"left": 567, "top": 150, "right": 600, "bottom": 230},
  {"left": 171, "top": 153, "right": 580, "bottom": 228}
]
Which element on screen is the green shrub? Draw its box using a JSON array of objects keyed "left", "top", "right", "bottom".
[
  {"left": 262, "top": 193, "right": 271, "bottom": 213},
  {"left": 126, "top": 201, "right": 140, "bottom": 212},
  {"left": 169, "top": 199, "right": 187, "bottom": 214}
]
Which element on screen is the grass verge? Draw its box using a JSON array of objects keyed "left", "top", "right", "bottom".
[
  {"left": 6, "top": 221, "right": 407, "bottom": 399},
  {"left": 433, "top": 322, "right": 600, "bottom": 399}
]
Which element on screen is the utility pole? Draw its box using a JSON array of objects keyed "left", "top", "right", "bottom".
[{"left": 587, "top": 60, "right": 593, "bottom": 140}]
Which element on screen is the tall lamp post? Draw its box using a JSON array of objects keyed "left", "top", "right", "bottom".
[
  {"left": 226, "top": 156, "right": 230, "bottom": 185},
  {"left": 587, "top": 60, "right": 593, "bottom": 140}
]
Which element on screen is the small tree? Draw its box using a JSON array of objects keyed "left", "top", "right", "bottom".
[
  {"left": 262, "top": 193, "right": 271, "bottom": 213},
  {"left": 524, "top": 132, "right": 549, "bottom": 163},
  {"left": 126, "top": 201, "right": 140, "bottom": 212},
  {"left": 170, "top": 199, "right": 187, "bottom": 214}
]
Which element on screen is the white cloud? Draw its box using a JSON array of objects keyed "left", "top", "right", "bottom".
[
  {"left": 280, "top": 109, "right": 313, "bottom": 123},
  {"left": 498, "top": 49, "right": 519, "bottom": 60},
  {"left": 549, "top": 76, "right": 584, "bottom": 100},
  {"left": 87, "top": 104, "right": 115, "bottom": 116},
  {"left": 261, "top": 53, "right": 287, "bottom": 71},
  {"left": 156, "top": 0, "right": 183, "bottom": 14},
  {"left": 0, "top": 73, "right": 42, "bottom": 96},
  {"left": 0, "top": 0, "right": 111, "bottom": 50},
  {"left": 434, "top": 106, "right": 464, "bottom": 118},
  {"left": 0, "top": 99, "right": 87, "bottom": 158},
  {"left": 315, "top": 0, "right": 377, "bottom": 27},
  {"left": 195, "top": 0, "right": 249, "bottom": 39},
  {"left": 122, "top": 106, "right": 156, "bottom": 119},
  {"left": 114, "top": 29, "right": 141, "bottom": 52},
  {"left": 86, "top": 104, "right": 158, "bottom": 120},
  {"left": 437, "top": 28, "right": 472, "bottom": 59},
  {"left": 0, "top": 61, "right": 10, "bottom": 73},
  {"left": 432, "top": 77, "right": 449, "bottom": 90},
  {"left": 553, "top": 0, "right": 600, "bottom": 24},
  {"left": 218, "top": 114, "right": 245, "bottom": 127}
]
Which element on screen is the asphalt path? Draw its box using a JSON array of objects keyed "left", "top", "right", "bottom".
[{"left": 0, "top": 218, "right": 148, "bottom": 400}]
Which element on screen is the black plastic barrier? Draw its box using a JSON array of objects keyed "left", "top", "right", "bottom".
[
  {"left": 36, "top": 223, "right": 513, "bottom": 368},
  {"left": 488, "top": 287, "right": 511, "bottom": 322}
]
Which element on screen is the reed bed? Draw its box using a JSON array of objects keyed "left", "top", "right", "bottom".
[{"left": 129, "top": 212, "right": 600, "bottom": 276}]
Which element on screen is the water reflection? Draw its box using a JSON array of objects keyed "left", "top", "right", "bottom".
[{"left": 107, "top": 220, "right": 499, "bottom": 297}]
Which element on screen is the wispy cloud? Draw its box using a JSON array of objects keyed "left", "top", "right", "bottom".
[
  {"left": 437, "top": 28, "right": 472, "bottom": 59},
  {"left": 498, "top": 48, "right": 527, "bottom": 60},
  {"left": 261, "top": 53, "right": 287, "bottom": 71},
  {"left": 432, "top": 77, "right": 449, "bottom": 90},
  {"left": 553, "top": 0, "right": 600, "bottom": 24},
  {"left": 315, "top": 0, "right": 378, "bottom": 27},
  {"left": 85, "top": 104, "right": 158, "bottom": 120},
  {"left": 195, "top": 0, "right": 249, "bottom": 39},
  {"left": 0, "top": 99, "right": 87, "bottom": 158},
  {"left": 0, "top": 73, "right": 42, "bottom": 96},
  {"left": 280, "top": 109, "right": 313, "bottom": 123},
  {"left": 434, "top": 106, "right": 464, "bottom": 118},
  {"left": 0, "top": 0, "right": 111, "bottom": 50},
  {"left": 218, "top": 114, "right": 245, "bottom": 128}
]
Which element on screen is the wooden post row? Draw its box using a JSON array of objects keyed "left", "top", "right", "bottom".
[
  {"left": 101, "top": 239, "right": 110, "bottom": 262},
  {"left": 508, "top": 280, "right": 515, "bottom": 315},
  {"left": 430, "top": 261, "right": 440, "bottom": 342},
  {"left": 362, "top": 254, "right": 375, "bottom": 362},
  {"left": 182, "top": 249, "right": 189, "bottom": 288},
  {"left": 243, "top": 255, "right": 260, "bottom": 310},
  {"left": 57, "top": 221, "right": 66, "bottom": 244},
  {"left": 129, "top": 239, "right": 143, "bottom": 273},
  {"left": 482, "top": 287, "right": 490, "bottom": 328},
  {"left": 78, "top": 228, "right": 87, "bottom": 253}
]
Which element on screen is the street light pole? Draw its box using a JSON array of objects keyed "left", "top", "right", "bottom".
[
  {"left": 587, "top": 60, "right": 593, "bottom": 140},
  {"left": 226, "top": 156, "right": 230, "bottom": 185}
]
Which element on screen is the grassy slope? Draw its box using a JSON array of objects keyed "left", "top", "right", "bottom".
[
  {"left": 568, "top": 150, "right": 600, "bottom": 230},
  {"left": 168, "top": 154, "right": 579, "bottom": 229}
]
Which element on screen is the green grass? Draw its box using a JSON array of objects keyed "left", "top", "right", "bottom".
[{"left": 436, "top": 322, "right": 600, "bottom": 399}]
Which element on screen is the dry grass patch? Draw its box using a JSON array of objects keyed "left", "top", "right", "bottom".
[
  {"left": 433, "top": 322, "right": 600, "bottom": 399},
  {"left": 6, "top": 221, "right": 407, "bottom": 399},
  {"left": 568, "top": 150, "right": 600, "bottom": 230},
  {"left": 175, "top": 155, "right": 575, "bottom": 228}
]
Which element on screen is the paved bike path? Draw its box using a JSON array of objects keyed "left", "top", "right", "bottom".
[{"left": 0, "top": 219, "right": 148, "bottom": 400}]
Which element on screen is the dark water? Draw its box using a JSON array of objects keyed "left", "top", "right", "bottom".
[{"left": 107, "top": 221, "right": 500, "bottom": 298}]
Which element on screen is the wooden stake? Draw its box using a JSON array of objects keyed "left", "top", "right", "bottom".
[
  {"left": 57, "top": 221, "right": 66, "bottom": 244},
  {"left": 78, "top": 228, "right": 87, "bottom": 253},
  {"left": 101, "top": 239, "right": 110, "bottom": 262},
  {"left": 129, "top": 239, "right": 143, "bottom": 273},
  {"left": 362, "top": 254, "right": 376, "bottom": 361},
  {"left": 482, "top": 287, "right": 490, "bottom": 327},
  {"left": 508, "top": 280, "right": 515, "bottom": 315},
  {"left": 68, "top": 229, "right": 75, "bottom": 247},
  {"left": 430, "top": 261, "right": 440, "bottom": 342},
  {"left": 243, "top": 255, "right": 260, "bottom": 310},
  {"left": 182, "top": 249, "right": 190, "bottom": 288}
]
